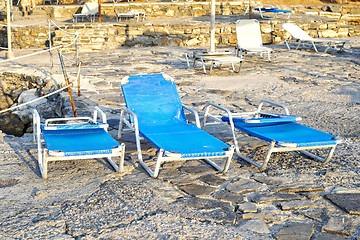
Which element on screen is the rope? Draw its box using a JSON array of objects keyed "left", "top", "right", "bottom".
[
  {"left": 0, "top": 83, "right": 72, "bottom": 115},
  {"left": 0, "top": 35, "right": 78, "bottom": 64},
  {"left": 49, "top": 20, "right": 77, "bottom": 36}
]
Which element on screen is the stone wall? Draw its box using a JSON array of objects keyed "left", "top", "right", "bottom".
[{"left": 1, "top": 19, "right": 359, "bottom": 52}]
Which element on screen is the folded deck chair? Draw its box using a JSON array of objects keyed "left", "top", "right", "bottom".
[
  {"left": 118, "top": 74, "right": 234, "bottom": 178},
  {"left": 33, "top": 107, "right": 125, "bottom": 179},
  {"left": 73, "top": 2, "right": 98, "bottom": 23},
  {"left": 203, "top": 100, "right": 341, "bottom": 171},
  {"left": 235, "top": 19, "right": 272, "bottom": 61},
  {"left": 185, "top": 51, "right": 243, "bottom": 74},
  {"left": 244, "top": 2, "right": 292, "bottom": 19},
  {"left": 282, "top": 23, "right": 349, "bottom": 53}
]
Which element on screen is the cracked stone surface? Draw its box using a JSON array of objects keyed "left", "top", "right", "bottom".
[{"left": 1, "top": 35, "right": 360, "bottom": 238}]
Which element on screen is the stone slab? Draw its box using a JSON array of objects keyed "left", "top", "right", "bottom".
[
  {"left": 198, "top": 174, "right": 227, "bottom": 186},
  {"left": 322, "top": 215, "right": 357, "bottom": 236},
  {"left": 275, "top": 223, "right": 314, "bottom": 240},
  {"left": 226, "top": 178, "right": 263, "bottom": 194},
  {"left": 252, "top": 175, "right": 284, "bottom": 186},
  {"left": 212, "top": 190, "right": 245, "bottom": 203},
  {"left": 250, "top": 192, "right": 301, "bottom": 204},
  {"left": 313, "top": 233, "right": 348, "bottom": 240},
  {"left": 278, "top": 199, "right": 320, "bottom": 211},
  {"left": 240, "top": 219, "right": 271, "bottom": 234},
  {"left": 179, "top": 184, "right": 217, "bottom": 197},
  {"left": 238, "top": 202, "right": 257, "bottom": 213},
  {"left": 272, "top": 183, "right": 324, "bottom": 193},
  {"left": 325, "top": 193, "right": 360, "bottom": 215}
]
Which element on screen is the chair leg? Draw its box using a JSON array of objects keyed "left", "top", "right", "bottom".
[
  {"left": 311, "top": 41, "right": 319, "bottom": 52},
  {"left": 204, "top": 146, "right": 234, "bottom": 173},
  {"left": 42, "top": 150, "right": 48, "bottom": 180},
  {"left": 299, "top": 145, "right": 336, "bottom": 164},
  {"left": 153, "top": 149, "right": 164, "bottom": 178},
  {"left": 235, "top": 140, "right": 276, "bottom": 171}
]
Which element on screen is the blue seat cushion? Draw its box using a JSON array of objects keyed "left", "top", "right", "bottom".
[
  {"left": 140, "top": 122, "right": 229, "bottom": 158},
  {"left": 223, "top": 118, "right": 339, "bottom": 147},
  {"left": 42, "top": 128, "right": 120, "bottom": 156}
]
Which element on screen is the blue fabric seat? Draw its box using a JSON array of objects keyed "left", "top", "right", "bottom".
[
  {"left": 203, "top": 100, "right": 341, "bottom": 171},
  {"left": 42, "top": 128, "right": 121, "bottom": 156},
  {"left": 33, "top": 107, "right": 125, "bottom": 179},
  {"left": 118, "top": 74, "right": 233, "bottom": 178}
]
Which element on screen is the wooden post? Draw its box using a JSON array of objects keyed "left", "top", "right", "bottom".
[{"left": 249, "top": 0, "right": 252, "bottom": 19}]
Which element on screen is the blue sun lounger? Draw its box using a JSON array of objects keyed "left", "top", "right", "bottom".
[
  {"left": 33, "top": 107, "right": 125, "bottom": 179},
  {"left": 118, "top": 74, "right": 234, "bottom": 178},
  {"left": 203, "top": 100, "right": 341, "bottom": 170}
]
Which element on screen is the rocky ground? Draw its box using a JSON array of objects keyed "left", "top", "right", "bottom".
[{"left": 0, "top": 38, "right": 360, "bottom": 239}]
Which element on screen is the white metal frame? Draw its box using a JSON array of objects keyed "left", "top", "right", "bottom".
[
  {"left": 33, "top": 107, "right": 125, "bottom": 179},
  {"left": 116, "top": 12, "right": 145, "bottom": 22},
  {"left": 282, "top": 23, "right": 348, "bottom": 53},
  {"left": 235, "top": 19, "right": 272, "bottom": 62},
  {"left": 185, "top": 51, "right": 243, "bottom": 74},
  {"left": 73, "top": 2, "right": 99, "bottom": 23},
  {"left": 203, "top": 100, "right": 340, "bottom": 171},
  {"left": 118, "top": 75, "right": 234, "bottom": 178}
]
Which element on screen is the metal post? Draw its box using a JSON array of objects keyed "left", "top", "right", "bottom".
[
  {"left": 210, "top": 0, "right": 215, "bottom": 53},
  {"left": 6, "top": 0, "right": 14, "bottom": 59},
  {"left": 77, "top": 62, "right": 81, "bottom": 96},
  {"left": 98, "top": 0, "right": 102, "bottom": 23},
  {"left": 48, "top": 20, "right": 54, "bottom": 74}
]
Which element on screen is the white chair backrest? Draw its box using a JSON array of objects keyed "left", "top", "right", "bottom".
[
  {"left": 235, "top": 19, "right": 263, "bottom": 49},
  {"left": 81, "top": 2, "right": 98, "bottom": 15},
  {"left": 281, "top": 23, "right": 313, "bottom": 41}
]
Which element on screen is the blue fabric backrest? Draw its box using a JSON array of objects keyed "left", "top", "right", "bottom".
[{"left": 122, "top": 74, "right": 187, "bottom": 127}]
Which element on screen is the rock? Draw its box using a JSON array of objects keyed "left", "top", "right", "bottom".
[
  {"left": 212, "top": 190, "right": 245, "bottom": 203},
  {"left": 198, "top": 174, "right": 227, "bottom": 186},
  {"left": 295, "top": 208, "right": 327, "bottom": 222},
  {"left": 240, "top": 219, "right": 271, "bottom": 234},
  {"left": 272, "top": 183, "right": 324, "bottom": 193},
  {"left": 0, "top": 113, "right": 25, "bottom": 137},
  {"left": 238, "top": 202, "right": 257, "bottom": 213},
  {"left": 226, "top": 178, "right": 263, "bottom": 194},
  {"left": 179, "top": 184, "right": 217, "bottom": 197},
  {"left": 0, "top": 178, "right": 20, "bottom": 188},
  {"left": 252, "top": 174, "right": 284, "bottom": 186},
  {"left": 250, "top": 192, "right": 301, "bottom": 204},
  {"left": 312, "top": 233, "right": 348, "bottom": 240},
  {"left": 242, "top": 211, "right": 282, "bottom": 222},
  {"left": 0, "top": 130, "right": 4, "bottom": 143},
  {"left": 275, "top": 223, "right": 314, "bottom": 240},
  {"left": 180, "top": 165, "right": 214, "bottom": 175},
  {"left": 157, "top": 168, "right": 180, "bottom": 179},
  {"left": 325, "top": 193, "right": 360, "bottom": 215},
  {"left": 322, "top": 215, "right": 357, "bottom": 236},
  {"left": 331, "top": 186, "right": 360, "bottom": 194},
  {"left": 278, "top": 199, "right": 320, "bottom": 211}
]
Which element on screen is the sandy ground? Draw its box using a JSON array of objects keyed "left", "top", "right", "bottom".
[{"left": 0, "top": 37, "right": 360, "bottom": 239}]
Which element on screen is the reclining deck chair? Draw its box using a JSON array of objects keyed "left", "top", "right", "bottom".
[
  {"left": 118, "top": 74, "right": 234, "bottom": 178},
  {"left": 33, "top": 107, "right": 125, "bottom": 179},
  {"left": 203, "top": 100, "right": 341, "bottom": 171},
  {"left": 73, "top": 2, "right": 98, "bottom": 23},
  {"left": 282, "top": 23, "right": 349, "bottom": 53},
  {"left": 235, "top": 20, "right": 272, "bottom": 62}
]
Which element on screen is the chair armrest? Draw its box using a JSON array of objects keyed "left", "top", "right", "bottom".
[
  {"left": 182, "top": 104, "right": 201, "bottom": 128},
  {"left": 32, "top": 109, "right": 41, "bottom": 143},
  {"left": 258, "top": 99, "right": 290, "bottom": 115},
  {"left": 93, "top": 106, "right": 107, "bottom": 123},
  {"left": 203, "top": 102, "right": 234, "bottom": 127},
  {"left": 118, "top": 107, "right": 139, "bottom": 139}
]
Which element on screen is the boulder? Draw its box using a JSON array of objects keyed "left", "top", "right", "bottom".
[{"left": 0, "top": 113, "right": 25, "bottom": 137}]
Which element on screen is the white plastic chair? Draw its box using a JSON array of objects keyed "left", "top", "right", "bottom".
[
  {"left": 73, "top": 2, "right": 98, "bottom": 23},
  {"left": 235, "top": 19, "right": 272, "bottom": 61},
  {"left": 282, "top": 23, "right": 349, "bottom": 53}
]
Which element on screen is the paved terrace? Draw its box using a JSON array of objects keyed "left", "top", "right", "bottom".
[{"left": 0, "top": 36, "right": 360, "bottom": 239}]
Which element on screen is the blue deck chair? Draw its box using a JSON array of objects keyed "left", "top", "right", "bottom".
[
  {"left": 33, "top": 107, "right": 125, "bottom": 179},
  {"left": 203, "top": 100, "right": 341, "bottom": 171},
  {"left": 118, "top": 74, "right": 234, "bottom": 178}
]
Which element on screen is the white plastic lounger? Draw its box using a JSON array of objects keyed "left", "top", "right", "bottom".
[
  {"left": 282, "top": 23, "right": 349, "bottom": 53},
  {"left": 203, "top": 100, "right": 341, "bottom": 171},
  {"left": 235, "top": 20, "right": 272, "bottom": 62},
  {"left": 116, "top": 11, "right": 145, "bottom": 22},
  {"left": 73, "top": 2, "right": 98, "bottom": 23},
  {"left": 33, "top": 107, "right": 125, "bottom": 179},
  {"left": 185, "top": 51, "right": 243, "bottom": 74}
]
